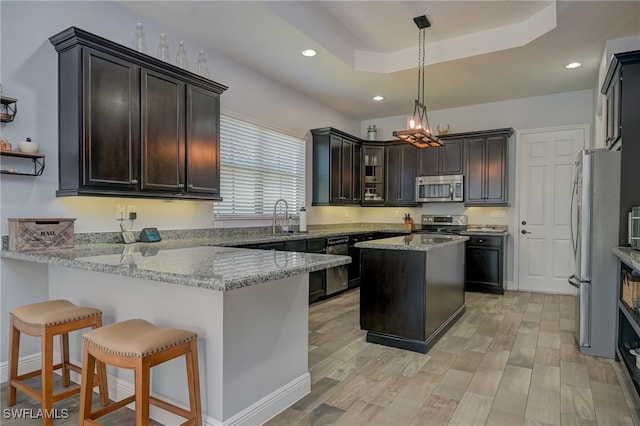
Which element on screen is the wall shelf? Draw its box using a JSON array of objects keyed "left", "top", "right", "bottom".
[
  {"left": 0, "top": 96, "right": 17, "bottom": 122},
  {"left": 1, "top": 150, "right": 45, "bottom": 176}
]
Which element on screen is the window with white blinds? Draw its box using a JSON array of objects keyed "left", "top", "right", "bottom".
[{"left": 215, "top": 114, "right": 305, "bottom": 217}]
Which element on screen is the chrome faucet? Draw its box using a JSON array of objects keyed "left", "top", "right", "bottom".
[{"left": 272, "top": 198, "right": 289, "bottom": 234}]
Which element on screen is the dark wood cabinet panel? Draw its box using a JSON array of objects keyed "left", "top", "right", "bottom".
[
  {"left": 417, "top": 146, "right": 438, "bottom": 176},
  {"left": 464, "top": 130, "right": 511, "bottom": 206},
  {"left": 602, "top": 50, "right": 640, "bottom": 245},
  {"left": 484, "top": 135, "right": 508, "bottom": 204},
  {"left": 82, "top": 49, "right": 139, "bottom": 190},
  {"left": 385, "top": 143, "right": 417, "bottom": 206},
  {"left": 311, "top": 128, "right": 362, "bottom": 205},
  {"left": 50, "top": 26, "right": 227, "bottom": 200},
  {"left": 417, "top": 138, "right": 463, "bottom": 176},
  {"left": 186, "top": 85, "right": 221, "bottom": 196},
  {"left": 465, "top": 137, "right": 485, "bottom": 204},
  {"left": 141, "top": 70, "right": 184, "bottom": 192}
]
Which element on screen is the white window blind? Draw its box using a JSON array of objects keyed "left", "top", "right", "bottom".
[{"left": 216, "top": 115, "right": 305, "bottom": 217}]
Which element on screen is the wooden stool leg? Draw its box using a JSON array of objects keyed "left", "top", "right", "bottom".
[
  {"left": 79, "top": 344, "right": 97, "bottom": 424},
  {"left": 135, "top": 359, "right": 151, "bottom": 426},
  {"left": 93, "top": 318, "right": 109, "bottom": 406},
  {"left": 7, "top": 317, "right": 20, "bottom": 406},
  {"left": 186, "top": 340, "right": 202, "bottom": 426},
  {"left": 60, "top": 332, "right": 71, "bottom": 386},
  {"left": 41, "top": 331, "right": 54, "bottom": 426}
]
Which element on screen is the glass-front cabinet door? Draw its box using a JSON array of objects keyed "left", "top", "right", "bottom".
[{"left": 362, "top": 145, "right": 384, "bottom": 205}]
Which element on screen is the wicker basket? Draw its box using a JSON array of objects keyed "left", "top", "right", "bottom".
[
  {"left": 8, "top": 218, "right": 76, "bottom": 252},
  {"left": 622, "top": 270, "right": 640, "bottom": 309}
]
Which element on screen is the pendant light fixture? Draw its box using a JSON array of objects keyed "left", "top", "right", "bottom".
[{"left": 393, "top": 15, "right": 442, "bottom": 148}]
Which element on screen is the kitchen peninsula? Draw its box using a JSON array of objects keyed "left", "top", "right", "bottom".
[
  {"left": 356, "top": 234, "right": 468, "bottom": 353},
  {"left": 1, "top": 241, "right": 350, "bottom": 425}
]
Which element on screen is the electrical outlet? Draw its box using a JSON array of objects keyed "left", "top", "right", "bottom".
[
  {"left": 127, "top": 205, "right": 137, "bottom": 220},
  {"left": 213, "top": 221, "right": 223, "bottom": 228},
  {"left": 491, "top": 209, "right": 506, "bottom": 218},
  {"left": 115, "top": 205, "right": 126, "bottom": 221},
  {"left": 345, "top": 209, "right": 349, "bottom": 217},
  {"left": 394, "top": 209, "right": 400, "bottom": 217}
]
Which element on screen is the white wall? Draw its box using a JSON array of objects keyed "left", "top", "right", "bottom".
[{"left": 0, "top": 0, "right": 358, "bottom": 236}]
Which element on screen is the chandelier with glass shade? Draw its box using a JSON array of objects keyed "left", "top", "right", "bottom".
[{"left": 393, "top": 15, "right": 442, "bottom": 148}]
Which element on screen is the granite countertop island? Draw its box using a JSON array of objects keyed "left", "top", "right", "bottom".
[
  {"left": 355, "top": 233, "right": 469, "bottom": 251},
  {"left": 357, "top": 232, "right": 467, "bottom": 353}
]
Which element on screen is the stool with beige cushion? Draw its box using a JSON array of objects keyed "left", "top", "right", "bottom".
[
  {"left": 8, "top": 299, "right": 109, "bottom": 426},
  {"left": 79, "top": 319, "right": 202, "bottom": 425}
]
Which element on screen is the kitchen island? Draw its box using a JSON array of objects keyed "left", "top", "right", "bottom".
[
  {"left": 356, "top": 234, "right": 468, "bottom": 353},
  {"left": 1, "top": 242, "right": 350, "bottom": 425}
]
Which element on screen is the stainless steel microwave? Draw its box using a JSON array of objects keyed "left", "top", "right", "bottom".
[
  {"left": 416, "top": 175, "right": 464, "bottom": 203},
  {"left": 630, "top": 207, "right": 640, "bottom": 249}
]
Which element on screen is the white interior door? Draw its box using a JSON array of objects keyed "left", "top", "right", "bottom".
[{"left": 516, "top": 126, "right": 586, "bottom": 294}]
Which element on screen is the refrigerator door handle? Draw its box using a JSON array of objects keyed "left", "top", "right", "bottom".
[{"left": 570, "top": 173, "right": 578, "bottom": 256}]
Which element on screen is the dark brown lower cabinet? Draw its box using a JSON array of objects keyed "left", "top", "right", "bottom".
[
  {"left": 464, "top": 234, "right": 506, "bottom": 295},
  {"left": 359, "top": 242, "right": 465, "bottom": 353}
]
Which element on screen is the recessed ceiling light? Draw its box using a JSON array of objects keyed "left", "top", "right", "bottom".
[
  {"left": 373, "top": 96, "right": 384, "bottom": 101},
  {"left": 565, "top": 62, "right": 581, "bottom": 69},
  {"left": 302, "top": 49, "right": 316, "bottom": 57}
]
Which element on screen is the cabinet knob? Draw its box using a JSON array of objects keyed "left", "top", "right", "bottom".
[
  {"left": 188, "top": 184, "right": 194, "bottom": 189},
  {"left": 478, "top": 239, "right": 484, "bottom": 243},
  {"left": 179, "top": 184, "right": 185, "bottom": 189},
  {"left": 131, "top": 179, "right": 139, "bottom": 184}
]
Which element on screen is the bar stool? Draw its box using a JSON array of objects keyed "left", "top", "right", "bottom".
[
  {"left": 7, "top": 299, "right": 109, "bottom": 426},
  {"left": 79, "top": 319, "right": 202, "bottom": 425}
]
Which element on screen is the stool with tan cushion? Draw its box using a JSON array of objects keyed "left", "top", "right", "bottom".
[
  {"left": 8, "top": 299, "right": 109, "bottom": 426},
  {"left": 79, "top": 319, "right": 202, "bottom": 425}
]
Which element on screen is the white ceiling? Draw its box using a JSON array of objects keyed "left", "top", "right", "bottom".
[{"left": 118, "top": 1, "right": 640, "bottom": 120}]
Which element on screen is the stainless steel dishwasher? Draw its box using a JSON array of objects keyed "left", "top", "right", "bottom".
[{"left": 326, "top": 236, "right": 349, "bottom": 295}]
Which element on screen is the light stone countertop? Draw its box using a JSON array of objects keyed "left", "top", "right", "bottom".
[
  {"left": 1, "top": 242, "right": 351, "bottom": 291},
  {"left": 613, "top": 247, "right": 640, "bottom": 271},
  {"left": 354, "top": 234, "right": 469, "bottom": 251}
]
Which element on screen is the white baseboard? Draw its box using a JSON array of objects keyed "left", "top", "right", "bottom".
[
  {"left": 223, "top": 372, "right": 311, "bottom": 426},
  {"left": 1, "top": 353, "right": 310, "bottom": 426},
  {"left": 0, "top": 353, "right": 41, "bottom": 384},
  {"left": 506, "top": 280, "right": 516, "bottom": 291}
]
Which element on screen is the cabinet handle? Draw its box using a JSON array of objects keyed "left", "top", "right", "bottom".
[
  {"left": 188, "top": 184, "right": 194, "bottom": 189},
  {"left": 131, "top": 179, "right": 139, "bottom": 184},
  {"left": 179, "top": 184, "right": 185, "bottom": 189},
  {"left": 478, "top": 239, "right": 484, "bottom": 243}
]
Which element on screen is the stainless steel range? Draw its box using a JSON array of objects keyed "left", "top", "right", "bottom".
[{"left": 418, "top": 214, "right": 468, "bottom": 234}]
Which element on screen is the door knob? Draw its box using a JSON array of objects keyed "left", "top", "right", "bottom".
[
  {"left": 521, "top": 220, "right": 527, "bottom": 225},
  {"left": 521, "top": 230, "right": 531, "bottom": 234}
]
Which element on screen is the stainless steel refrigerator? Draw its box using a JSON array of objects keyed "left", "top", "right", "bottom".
[{"left": 569, "top": 148, "right": 620, "bottom": 358}]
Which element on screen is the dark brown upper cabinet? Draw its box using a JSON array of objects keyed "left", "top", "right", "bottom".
[
  {"left": 311, "top": 127, "right": 362, "bottom": 205},
  {"left": 601, "top": 50, "right": 640, "bottom": 245},
  {"left": 50, "top": 27, "right": 227, "bottom": 200},
  {"left": 385, "top": 142, "right": 418, "bottom": 206},
  {"left": 417, "top": 138, "right": 464, "bottom": 176},
  {"left": 463, "top": 128, "right": 513, "bottom": 206}
]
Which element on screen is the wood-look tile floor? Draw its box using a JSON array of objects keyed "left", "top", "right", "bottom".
[
  {"left": 267, "top": 289, "right": 640, "bottom": 426},
  {"left": 2, "top": 290, "right": 639, "bottom": 425}
]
